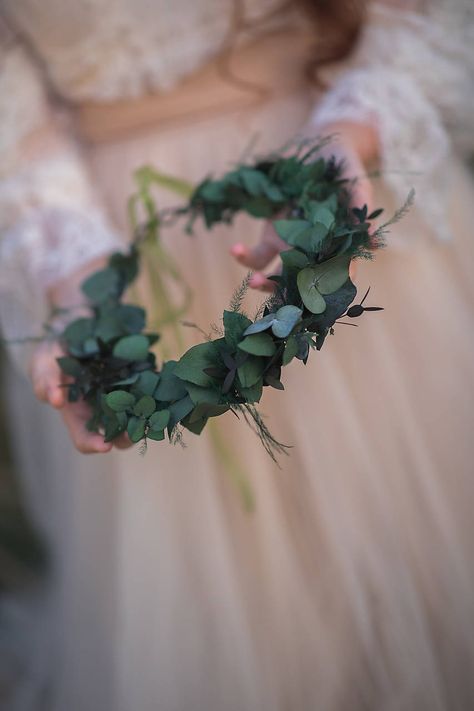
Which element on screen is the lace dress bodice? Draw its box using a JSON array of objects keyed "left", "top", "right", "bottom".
[{"left": 0, "top": 0, "right": 473, "bottom": 334}]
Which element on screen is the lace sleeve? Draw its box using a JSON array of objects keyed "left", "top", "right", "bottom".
[
  {"left": 309, "top": 1, "right": 474, "bottom": 242},
  {"left": 0, "top": 23, "right": 122, "bottom": 340}
]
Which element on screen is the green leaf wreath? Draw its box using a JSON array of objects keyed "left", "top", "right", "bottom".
[{"left": 54, "top": 139, "right": 410, "bottom": 459}]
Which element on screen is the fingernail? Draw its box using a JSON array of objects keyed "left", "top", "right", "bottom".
[
  {"left": 48, "top": 388, "right": 63, "bottom": 408},
  {"left": 230, "top": 244, "right": 246, "bottom": 257},
  {"left": 98, "top": 441, "right": 113, "bottom": 453}
]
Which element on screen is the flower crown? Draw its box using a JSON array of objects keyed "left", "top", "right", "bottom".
[{"left": 57, "top": 139, "right": 410, "bottom": 459}]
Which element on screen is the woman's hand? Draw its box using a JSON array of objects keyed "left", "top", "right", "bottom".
[
  {"left": 231, "top": 120, "right": 379, "bottom": 291},
  {"left": 29, "top": 255, "right": 132, "bottom": 454},
  {"left": 30, "top": 339, "right": 114, "bottom": 454}
]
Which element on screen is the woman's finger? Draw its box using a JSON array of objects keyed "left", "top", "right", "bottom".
[
  {"left": 346, "top": 173, "right": 374, "bottom": 214},
  {"left": 61, "top": 400, "right": 112, "bottom": 454},
  {"left": 230, "top": 241, "right": 279, "bottom": 271},
  {"left": 30, "top": 341, "right": 67, "bottom": 408},
  {"left": 113, "top": 432, "right": 133, "bottom": 450},
  {"left": 248, "top": 272, "right": 277, "bottom": 292}
]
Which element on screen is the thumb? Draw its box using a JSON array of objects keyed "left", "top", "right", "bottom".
[{"left": 30, "top": 341, "right": 67, "bottom": 409}]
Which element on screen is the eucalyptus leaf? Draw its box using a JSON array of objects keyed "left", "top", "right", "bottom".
[
  {"left": 104, "top": 416, "right": 125, "bottom": 442},
  {"left": 57, "top": 357, "right": 82, "bottom": 377},
  {"left": 113, "top": 335, "right": 150, "bottom": 361},
  {"left": 185, "top": 383, "right": 221, "bottom": 405},
  {"left": 155, "top": 361, "right": 188, "bottom": 401},
  {"left": 135, "top": 370, "right": 160, "bottom": 396},
  {"left": 81, "top": 267, "right": 120, "bottom": 303},
  {"left": 238, "top": 380, "right": 263, "bottom": 403},
  {"left": 313, "top": 255, "right": 351, "bottom": 295},
  {"left": 297, "top": 268, "right": 327, "bottom": 314},
  {"left": 106, "top": 390, "right": 136, "bottom": 412},
  {"left": 307, "top": 204, "right": 335, "bottom": 230},
  {"left": 223, "top": 310, "right": 252, "bottom": 348},
  {"left": 83, "top": 338, "right": 100, "bottom": 355},
  {"left": 280, "top": 249, "right": 309, "bottom": 270},
  {"left": 237, "top": 357, "right": 265, "bottom": 388},
  {"left": 264, "top": 374, "right": 285, "bottom": 390},
  {"left": 149, "top": 409, "right": 170, "bottom": 431},
  {"left": 147, "top": 429, "right": 166, "bottom": 441},
  {"left": 95, "top": 309, "right": 126, "bottom": 342},
  {"left": 239, "top": 168, "right": 270, "bottom": 196},
  {"left": 189, "top": 403, "right": 230, "bottom": 423},
  {"left": 238, "top": 333, "right": 276, "bottom": 356},
  {"left": 118, "top": 304, "right": 146, "bottom": 333},
  {"left": 242, "top": 313, "right": 275, "bottom": 336},
  {"left": 127, "top": 416, "right": 146, "bottom": 443},
  {"left": 244, "top": 198, "right": 274, "bottom": 218},
  {"left": 198, "top": 180, "right": 226, "bottom": 202},
  {"left": 133, "top": 395, "right": 156, "bottom": 417},
  {"left": 63, "top": 318, "right": 95, "bottom": 346},
  {"left": 307, "top": 279, "right": 357, "bottom": 331},
  {"left": 282, "top": 336, "right": 299, "bottom": 366},
  {"left": 273, "top": 219, "right": 310, "bottom": 244},
  {"left": 168, "top": 395, "right": 194, "bottom": 428},
  {"left": 174, "top": 342, "right": 219, "bottom": 387},
  {"left": 181, "top": 414, "right": 208, "bottom": 436},
  {"left": 271, "top": 305, "right": 303, "bottom": 338},
  {"left": 113, "top": 373, "right": 140, "bottom": 386}
]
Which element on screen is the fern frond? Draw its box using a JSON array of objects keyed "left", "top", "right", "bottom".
[{"left": 229, "top": 272, "right": 251, "bottom": 313}]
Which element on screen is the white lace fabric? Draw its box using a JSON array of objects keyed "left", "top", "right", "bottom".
[
  {"left": 310, "top": 1, "right": 474, "bottom": 241},
  {"left": 0, "top": 153, "right": 122, "bottom": 345},
  {"left": 0, "top": 34, "right": 122, "bottom": 328}
]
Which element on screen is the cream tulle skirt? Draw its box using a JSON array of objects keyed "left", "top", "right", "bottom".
[{"left": 5, "top": 74, "right": 474, "bottom": 710}]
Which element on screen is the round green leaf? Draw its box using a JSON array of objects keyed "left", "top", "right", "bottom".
[
  {"left": 243, "top": 313, "right": 275, "bottom": 336},
  {"left": 280, "top": 249, "right": 309, "bottom": 270},
  {"left": 271, "top": 305, "right": 303, "bottom": 338},
  {"left": 238, "top": 333, "right": 276, "bottom": 357},
  {"left": 185, "top": 383, "right": 221, "bottom": 405},
  {"left": 118, "top": 304, "right": 146, "bottom": 333},
  {"left": 273, "top": 219, "right": 310, "bottom": 245},
  {"left": 57, "top": 356, "right": 82, "bottom": 377},
  {"left": 127, "top": 416, "right": 146, "bottom": 443},
  {"left": 81, "top": 267, "right": 120, "bottom": 303},
  {"left": 135, "top": 370, "right": 160, "bottom": 396},
  {"left": 244, "top": 198, "right": 274, "bottom": 218},
  {"left": 147, "top": 429, "right": 166, "bottom": 441},
  {"left": 297, "top": 268, "right": 327, "bottom": 314},
  {"left": 148, "top": 409, "right": 170, "bottom": 432},
  {"left": 238, "top": 380, "right": 263, "bottom": 403},
  {"left": 168, "top": 395, "right": 195, "bottom": 427},
  {"left": 113, "top": 335, "right": 150, "bottom": 361},
  {"left": 181, "top": 415, "right": 209, "bottom": 436},
  {"left": 188, "top": 403, "right": 230, "bottom": 423},
  {"left": 223, "top": 310, "right": 252, "bottom": 348},
  {"left": 155, "top": 362, "right": 188, "bottom": 401},
  {"left": 106, "top": 390, "right": 136, "bottom": 412},
  {"left": 237, "top": 358, "right": 265, "bottom": 388},
  {"left": 83, "top": 338, "right": 100, "bottom": 355},
  {"left": 282, "top": 336, "right": 299, "bottom": 366},
  {"left": 173, "top": 342, "right": 219, "bottom": 387},
  {"left": 63, "top": 318, "right": 94, "bottom": 346},
  {"left": 311, "top": 255, "right": 351, "bottom": 295},
  {"left": 308, "top": 223, "right": 330, "bottom": 252},
  {"left": 308, "top": 205, "right": 335, "bottom": 230},
  {"left": 133, "top": 395, "right": 156, "bottom": 417},
  {"left": 239, "top": 168, "right": 270, "bottom": 196}
]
